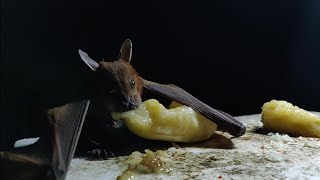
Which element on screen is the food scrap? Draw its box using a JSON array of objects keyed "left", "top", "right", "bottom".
[
  {"left": 117, "top": 149, "right": 170, "bottom": 180},
  {"left": 112, "top": 99, "right": 217, "bottom": 142},
  {"left": 261, "top": 100, "right": 320, "bottom": 138}
]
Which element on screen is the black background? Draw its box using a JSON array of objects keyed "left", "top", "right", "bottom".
[{"left": 2, "top": 0, "right": 320, "bottom": 141}]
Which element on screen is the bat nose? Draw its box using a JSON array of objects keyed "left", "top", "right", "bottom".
[
  {"left": 129, "top": 101, "right": 138, "bottom": 109},
  {"left": 121, "top": 100, "right": 138, "bottom": 111}
]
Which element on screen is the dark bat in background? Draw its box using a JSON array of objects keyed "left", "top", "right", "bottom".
[
  {"left": 0, "top": 39, "right": 245, "bottom": 180},
  {"left": 1, "top": 100, "right": 90, "bottom": 180}
]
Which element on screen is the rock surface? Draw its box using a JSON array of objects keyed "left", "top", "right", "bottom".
[{"left": 67, "top": 113, "right": 320, "bottom": 180}]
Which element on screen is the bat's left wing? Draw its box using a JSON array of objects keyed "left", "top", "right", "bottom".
[
  {"left": 1, "top": 100, "right": 90, "bottom": 180},
  {"left": 142, "top": 79, "right": 246, "bottom": 137}
]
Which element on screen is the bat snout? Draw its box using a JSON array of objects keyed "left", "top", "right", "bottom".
[{"left": 121, "top": 100, "right": 139, "bottom": 111}]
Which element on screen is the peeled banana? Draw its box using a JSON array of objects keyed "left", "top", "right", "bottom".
[
  {"left": 111, "top": 99, "right": 217, "bottom": 142},
  {"left": 261, "top": 100, "right": 320, "bottom": 138}
]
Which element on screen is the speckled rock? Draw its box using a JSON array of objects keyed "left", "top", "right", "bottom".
[{"left": 67, "top": 113, "right": 320, "bottom": 180}]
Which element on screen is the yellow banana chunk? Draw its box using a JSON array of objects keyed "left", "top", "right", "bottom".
[
  {"left": 262, "top": 100, "right": 320, "bottom": 138},
  {"left": 112, "top": 99, "right": 217, "bottom": 142}
]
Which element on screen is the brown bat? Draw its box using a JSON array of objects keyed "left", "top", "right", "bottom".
[{"left": 1, "top": 39, "right": 245, "bottom": 180}]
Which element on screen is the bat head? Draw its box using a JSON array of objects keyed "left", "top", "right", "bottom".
[{"left": 79, "top": 39, "right": 142, "bottom": 112}]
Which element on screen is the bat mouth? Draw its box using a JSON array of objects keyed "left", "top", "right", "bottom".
[
  {"left": 104, "top": 98, "right": 140, "bottom": 113},
  {"left": 112, "top": 102, "right": 139, "bottom": 113},
  {"left": 121, "top": 100, "right": 139, "bottom": 111}
]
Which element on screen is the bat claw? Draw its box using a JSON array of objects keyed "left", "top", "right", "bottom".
[{"left": 86, "top": 148, "right": 110, "bottom": 160}]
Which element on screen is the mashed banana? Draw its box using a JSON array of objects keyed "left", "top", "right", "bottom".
[
  {"left": 262, "top": 100, "right": 320, "bottom": 138},
  {"left": 112, "top": 99, "right": 217, "bottom": 142},
  {"left": 117, "top": 149, "right": 169, "bottom": 180}
]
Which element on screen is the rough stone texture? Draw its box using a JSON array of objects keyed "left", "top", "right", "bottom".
[{"left": 67, "top": 114, "right": 320, "bottom": 180}]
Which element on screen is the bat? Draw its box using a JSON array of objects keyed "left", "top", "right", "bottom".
[
  {"left": 1, "top": 39, "right": 246, "bottom": 180},
  {"left": 0, "top": 39, "right": 143, "bottom": 180},
  {"left": 1, "top": 100, "right": 90, "bottom": 180}
]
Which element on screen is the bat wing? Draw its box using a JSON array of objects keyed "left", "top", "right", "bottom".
[
  {"left": 142, "top": 79, "right": 246, "bottom": 137},
  {"left": 54, "top": 100, "right": 90, "bottom": 173},
  {"left": 1, "top": 100, "right": 90, "bottom": 180}
]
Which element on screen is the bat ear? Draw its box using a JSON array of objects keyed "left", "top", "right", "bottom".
[
  {"left": 119, "top": 39, "right": 132, "bottom": 63},
  {"left": 78, "top": 49, "right": 100, "bottom": 71}
]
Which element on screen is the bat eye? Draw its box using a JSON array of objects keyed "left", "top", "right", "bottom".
[{"left": 130, "top": 80, "right": 135, "bottom": 89}]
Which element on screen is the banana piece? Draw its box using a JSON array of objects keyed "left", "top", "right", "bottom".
[
  {"left": 112, "top": 99, "right": 217, "bottom": 142},
  {"left": 262, "top": 100, "right": 320, "bottom": 138}
]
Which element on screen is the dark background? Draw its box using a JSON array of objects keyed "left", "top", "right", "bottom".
[{"left": 2, "top": 0, "right": 320, "bottom": 142}]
